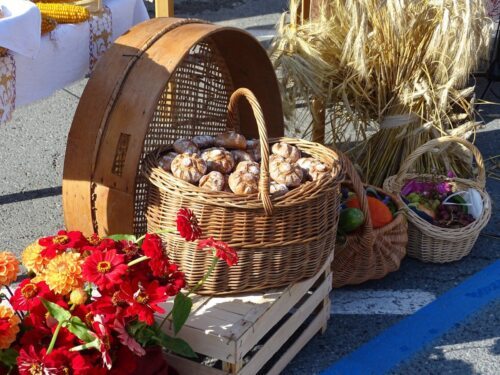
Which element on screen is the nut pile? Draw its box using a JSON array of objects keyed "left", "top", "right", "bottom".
[{"left": 158, "top": 132, "right": 332, "bottom": 196}]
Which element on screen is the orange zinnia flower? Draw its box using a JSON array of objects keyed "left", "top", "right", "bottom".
[
  {"left": 22, "top": 241, "right": 50, "bottom": 275},
  {"left": 0, "top": 305, "right": 20, "bottom": 349},
  {"left": 43, "top": 252, "right": 83, "bottom": 295},
  {"left": 0, "top": 251, "right": 19, "bottom": 286}
]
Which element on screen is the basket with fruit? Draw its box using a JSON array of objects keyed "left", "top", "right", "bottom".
[
  {"left": 384, "top": 136, "right": 491, "bottom": 263},
  {"left": 332, "top": 155, "right": 407, "bottom": 288}
]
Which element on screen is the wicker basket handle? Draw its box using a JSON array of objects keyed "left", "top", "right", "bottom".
[
  {"left": 342, "top": 154, "right": 375, "bottom": 247},
  {"left": 394, "top": 136, "right": 486, "bottom": 189},
  {"left": 227, "top": 88, "right": 273, "bottom": 216}
]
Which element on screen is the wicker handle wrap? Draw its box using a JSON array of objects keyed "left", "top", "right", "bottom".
[
  {"left": 227, "top": 88, "right": 273, "bottom": 215},
  {"left": 394, "top": 136, "right": 486, "bottom": 189},
  {"left": 342, "top": 154, "right": 375, "bottom": 248}
]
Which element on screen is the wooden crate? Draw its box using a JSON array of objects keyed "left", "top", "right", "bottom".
[{"left": 158, "top": 252, "right": 333, "bottom": 375}]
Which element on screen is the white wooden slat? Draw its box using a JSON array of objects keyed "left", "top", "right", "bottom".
[
  {"left": 238, "top": 274, "right": 331, "bottom": 375},
  {"left": 234, "top": 253, "right": 332, "bottom": 357},
  {"left": 266, "top": 305, "right": 327, "bottom": 375}
]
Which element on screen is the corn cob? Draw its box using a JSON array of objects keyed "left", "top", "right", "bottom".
[
  {"left": 36, "top": 3, "right": 90, "bottom": 24},
  {"left": 33, "top": 0, "right": 75, "bottom": 3},
  {"left": 41, "top": 15, "right": 57, "bottom": 34}
]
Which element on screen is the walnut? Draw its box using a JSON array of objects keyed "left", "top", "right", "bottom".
[
  {"left": 231, "top": 150, "right": 254, "bottom": 164},
  {"left": 215, "top": 131, "right": 247, "bottom": 150},
  {"left": 228, "top": 171, "right": 259, "bottom": 195},
  {"left": 235, "top": 161, "right": 260, "bottom": 176},
  {"left": 173, "top": 139, "right": 199, "bottom": 154},
  {"left": 192, "top": 135, "right": 215, "bottom": 149},
  {"left": 158, "top": 151, "right": 178, "bottom": 172},
  {"left": 270, "top": 159, "right": 303, "bottom": 188},
  {"left": 270, "top": 182, "right": 289, "bottom": 197},
  {"left": 201, "top": 147, "right": 235, "bottom": 174},
  {"left": 199, "top": 171, "right": 226, "bottom": 192},
  {"left": 171, "top": 153, "right": 207, "bottom": 184},
  {"left": 272, "top": 142, "right": 301, "bottom": 163}
]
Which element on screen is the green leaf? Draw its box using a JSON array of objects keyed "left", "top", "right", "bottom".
[
  {"left": 0, "top": 348, "right": 18, "bottom": 368},
  {"left": 155, "top": 332, "right": 196, "bottom": 358},
  {"left": 41, "top": 299, "right": 71, "bottom": 323},
  {"left": 172, "top": 293, "right": 192, "bottom": 335},
  {"left": 106, "top": 234, "right": 137, "bottom": 242},
  {"left": 67, "top": 317, "right": 95, "bottom": 343}
]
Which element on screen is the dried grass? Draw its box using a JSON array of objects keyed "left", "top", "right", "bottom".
[{"left": 270, "top": 0, "right": 493, "bottom": 186}]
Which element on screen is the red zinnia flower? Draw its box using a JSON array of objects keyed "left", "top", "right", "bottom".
[
  {"left": 38, "top": 230, "right": 88, "bottom": 259},
  {"left": 141, "top": 234, "right": 163, "bottom": 260},
  {"left": 176, "top": 208, "right": 202, "bottom": 241},
  {"left": 148, "top": 257, "right": 170, "bottom": 278},
  {"left": 197, "top": 237, "right": 238, "bottom": 267},
  {"left": 83, "top": 249, "right": 128, "bottom": 291},
  {"left": 45, "top": 347, "right": 93, "bottom": 375},
  {"left": 120, "top": 240, "right": 139, "bottom": 259},
  {"left": 17, "top": 346, "right": 48, "bottom": 375},
  {"left": 10, "top": 279, "right": 52, "bottom": 311},
  {"left": 119, "top": 279, "right": 168, "bottom": 325},
  {"left": 160, "top": 263, "right": 186, "bottom": 296}
]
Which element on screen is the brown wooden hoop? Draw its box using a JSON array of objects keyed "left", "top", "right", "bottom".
[{"left": 63, "top": 18, "right": 284, "bottom": 236}]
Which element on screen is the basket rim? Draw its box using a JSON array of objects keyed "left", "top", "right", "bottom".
[
  {"left": 143, "top": 136, "right": 344, "bottom": 211},
  {"left": 384, "top": 173, "right": 492, "bottom": 240}
]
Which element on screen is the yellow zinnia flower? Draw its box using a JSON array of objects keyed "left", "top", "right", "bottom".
[
  {"left": 0, "top": 251, "right": 19, "bottom": 286},
  {"left": 21, "top": 241, "right": 49, "bottom": 275},
  {"left": 0, "top": 305, "right": 20, "bottom": 349},
  {"left": 43, "top": 252, "right": 83, "bottom": 295}
]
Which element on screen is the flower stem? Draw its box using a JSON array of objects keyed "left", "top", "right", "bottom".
[
  {"left": 5, "top": 285, "right": 14, "bottom": 298},
  {"left": 187, "top": 256, "right": 218, "bottom": 297},
  {"left": 158, "top": 255, "right": 219, "bottom": 330},
  {"left": 47, "top": 321, "right": 64, "bottom": 355},
  {"left": 127, "top": 255, "right": 149, "bottom": 267}
]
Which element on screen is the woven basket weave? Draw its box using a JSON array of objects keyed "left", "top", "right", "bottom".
[
  {"left": 144, "top": 88, "right": 343, "bottom": 295},
  {"left": 383, "top": 136, "right": 491, "bottom": 263},
  {"left": 332, "top": 154, "right": 407, "bottom": 288}
]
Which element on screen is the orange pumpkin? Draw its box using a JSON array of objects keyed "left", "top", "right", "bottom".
[{"left": 346, "top": 196, "right": 393, "bottom": 229}]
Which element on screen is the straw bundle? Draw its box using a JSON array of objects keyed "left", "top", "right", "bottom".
[{"left": 271, "top": 0, "right": 492, "bottom": 186}]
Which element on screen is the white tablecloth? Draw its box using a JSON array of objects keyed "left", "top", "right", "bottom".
[{"left": 0, "top": 0, "right": 149, "bottom": 123}]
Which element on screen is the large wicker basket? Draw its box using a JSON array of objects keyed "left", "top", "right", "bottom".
[
  {"left": 332, "top": 155, "right": 407, "bottom": 288},
  {"left": 383, "top": 136, "right": 492, "bottom": 263},
  {"left": 144, "top": 88, "right": 343, "bottom": 295}
]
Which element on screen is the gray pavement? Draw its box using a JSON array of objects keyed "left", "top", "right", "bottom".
[{"left": 0, "top": 1, "right": 499, "bottom": 374}]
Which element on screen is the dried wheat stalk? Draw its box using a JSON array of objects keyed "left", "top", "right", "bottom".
[{"left": 270, "top": 0, "right": 493, "bottom": 186}]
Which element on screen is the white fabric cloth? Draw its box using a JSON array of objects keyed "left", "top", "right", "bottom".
[
  {"left": 13, "top": 0, "right": 149, "bottom": 107},
  {"left": 0, "top": 0, "right": 41, "bottom": 58}
]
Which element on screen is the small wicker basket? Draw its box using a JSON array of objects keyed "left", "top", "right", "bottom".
[
  {"left": 144, "top": 88, "right": 343, "bottom": 295},
  {"left": 332, "top": 155, "right": 407, "bottom": 288},
  {"left": 383, "top": 136, "right": 491, "bottom": 263}
]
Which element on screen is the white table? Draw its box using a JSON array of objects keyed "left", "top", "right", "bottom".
[{"left": 0, "top": 0, "right": 149, "bottom": 124}]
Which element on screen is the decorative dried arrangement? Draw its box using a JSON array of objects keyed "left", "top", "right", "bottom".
[{"left": 271, "top": 0, "right": 493, "bottom": 186}]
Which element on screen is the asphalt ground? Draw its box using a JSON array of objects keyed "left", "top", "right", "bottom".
[{"left": 0, "top": 1, "right": 499, "bottom": 373}]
